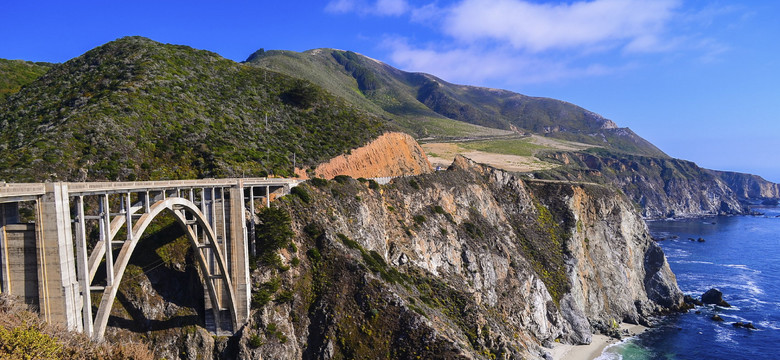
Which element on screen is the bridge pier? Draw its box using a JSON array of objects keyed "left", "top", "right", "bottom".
[{"left": 37, "top": 183, "right": 81, "bottom": 331}]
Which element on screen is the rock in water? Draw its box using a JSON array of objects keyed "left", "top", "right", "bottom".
[
  {"left": 701, "top": 288, "right": 731, "bottom": 307},
  {"left": 733, "top": 322, "right": 757, "bottom": 329},
  {"left": 684, "top": 295, "right": 704, "bottom": 306},
  {"left": 711, "top": 315, "right": 724, "bottom": 322}
]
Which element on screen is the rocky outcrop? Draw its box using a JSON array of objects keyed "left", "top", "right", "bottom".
[
  {"left": 712, "top": 170, "right": 780, "bottom": 201},
  {"left": 240, "top": 155, "right": 682, "bottom": 359},
  {"left": 296, "top": 132, "right": 433, "bottom": 179},
  {"left": 538, "top": 151, "right": 744, "bottom": 219},
  {"left": 701, "top": 288, "right": 731, "bottom": 307}
]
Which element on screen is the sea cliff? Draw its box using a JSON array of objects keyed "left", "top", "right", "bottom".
[{"left": 236, "top": 156, "right": 682, "bottom": 359}]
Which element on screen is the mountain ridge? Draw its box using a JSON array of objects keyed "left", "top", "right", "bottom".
[{"left": 247, "top": 47, "right": 667, "bottom": 157}]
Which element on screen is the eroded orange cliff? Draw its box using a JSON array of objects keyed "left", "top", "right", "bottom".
[{"left": 295, "top": 132, "right": 433, "bottom": 179}]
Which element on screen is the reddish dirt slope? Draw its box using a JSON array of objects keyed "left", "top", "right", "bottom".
[{"left": 296, "top": 132, "right": 433, "bottom": 179}]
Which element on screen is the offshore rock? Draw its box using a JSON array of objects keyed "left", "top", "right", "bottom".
[{"left": 702, "top": 288, "right": 731, "bottom": 307}]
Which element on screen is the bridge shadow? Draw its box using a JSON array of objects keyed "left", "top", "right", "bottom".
[{"left": 102, "top": 215, "right": 207, "bottom": 333}]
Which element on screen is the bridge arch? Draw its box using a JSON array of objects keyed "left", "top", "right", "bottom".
[{"left": 91, "top": 197, "right": 238, "bottom": 341}]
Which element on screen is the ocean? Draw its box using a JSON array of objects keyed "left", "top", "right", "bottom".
[{"left": 597, "top": 207, "right": 780, "bottom": 359}]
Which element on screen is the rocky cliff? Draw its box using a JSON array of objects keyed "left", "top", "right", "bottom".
[
  {"left": 235, "top": 156, "right": 682, "bottom": 359},
  {"left": 712, "top": 170, "right": 780, "bottom": 201},
  {"left": 296, "top": 132, "right": 433, "bottom": 179},
  {"left": 537, "top": 150, "right": 745, "bottom": 219}
]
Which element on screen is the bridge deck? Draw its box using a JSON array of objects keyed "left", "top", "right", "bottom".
[{"left": 0, "top": 178, "right": 299, "bottom": 202}]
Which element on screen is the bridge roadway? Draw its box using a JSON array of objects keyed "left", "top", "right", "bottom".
[{"left": 0, "top": 177, "right": 299, "bottom": 340}]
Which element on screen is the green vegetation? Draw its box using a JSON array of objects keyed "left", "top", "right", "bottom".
[
  {"left": 290, "top": 186, "right": 311, "bottom": 203},
  {"left": 254, "top": 207, "right": 294, "bottom": 269},
  {"left": 336, "top": 233, "right": 406, "bottom": 285},
  {"left": 0, "top": 59, "right": 52, "bottom": 102},
  {"left": 460, "top": 138, "right": 546, "bottom": 157},
  {"left": 0, "top": 37, "right": 387, "bottom": 182},
  {"left": 249, "top": 47, "right": 665, "bottom": 155},
  {"left": 0, "top": 294, "right": 153, "bottom": 359}
]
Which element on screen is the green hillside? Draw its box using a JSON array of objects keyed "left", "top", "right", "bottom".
[
  {"left": 0, "top": 59, "right": 53, "bottom": 102},
  {"left": 248, "top": 49, "right": 666, "bottom": 157},
  {"left": 0, "top": 37, "right": 387, "bottom": 182},
  {"left": 247, "top": 49, "right": 511, "bottom": 138}
]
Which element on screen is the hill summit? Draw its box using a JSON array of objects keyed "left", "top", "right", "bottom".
[
  {"left": 0, "top": 37, "right": 386, "bottom": 181},
  {"left": 247, "top": 48, "right": 666, "bottom": 157}
]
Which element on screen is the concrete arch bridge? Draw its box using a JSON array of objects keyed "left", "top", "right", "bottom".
[{"left": 0, "top": 178, "right": 299, "bottom": 340}]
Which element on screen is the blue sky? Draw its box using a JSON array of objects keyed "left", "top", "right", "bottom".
[{"left": 2, "top": 1, "right": 779, "bottom": 181}]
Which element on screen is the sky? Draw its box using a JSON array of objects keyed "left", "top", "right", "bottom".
[{"left": 2, "top": 0, "right": 779, "bottom": 181}]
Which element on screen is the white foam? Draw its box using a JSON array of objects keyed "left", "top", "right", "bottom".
[
  {"left": 672, "top": 260, "right": 714, "bottom": 265},
  {"left": 723, "top": 264, "right": 761, "bottom": 273},
  {"left": 758, "top": 321, "right": 780, "bottom": 330},
  {"left": 713, "top": 326, "right": 738, "bottom": 345}
]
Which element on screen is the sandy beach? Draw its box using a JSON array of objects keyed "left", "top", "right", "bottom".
[{"left": 547, "top": 323, "right": 647, "bottom": 360}]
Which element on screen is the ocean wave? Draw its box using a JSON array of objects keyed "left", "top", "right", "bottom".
[
  {"left": 722, "top": 264, "right": 761, "bottom": 273},
  {"left": 671, "top": 260, "right": 714, "bottom": 265},
  {"left": 757, "top": 321, "right": 780, "bottom": 330},
  {"left": 713, "top": 326, "right": 738, "bottom": 345}
]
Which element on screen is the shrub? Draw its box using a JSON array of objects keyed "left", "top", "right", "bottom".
[
  {"left": 290, "top": 186, "right": 311, "bottom": 203},
  {"left": 413, "top": 215, "right": 426, "bottom": 225},
  {"left": 368, "top": 180, "right": 379, "bottom": 190},
  {"left": 337, "top": 233, "right": 361, "bottom": 249},
  {"left": 463, "top": 222, "right": 483, "bottom": 238},
  {"left": 303, "top": 222, "right": 324, "bottom": 239},
  {"left": 256, "top": 207, "right": 294, "bottom": 268},
  {"left": 0, "top": 323, "right": 62, "bottom": 359},
  {"left": 333, "top": 174, "right": 351, "bottom": 184},
  {"left": 249, "top": 334, "right": 263, "bottom": 348},
  {"left": 310, "top": 177, "right": 328, "bottom": 187},
  {"left": 275, "top": 290, "right": 294, "bottom": 304},
  {"left": 409, "top": 179, "right": 420, "bottom": 190},
  {"left": 307, "top": 248, "right": 321, "bottom": 261}
]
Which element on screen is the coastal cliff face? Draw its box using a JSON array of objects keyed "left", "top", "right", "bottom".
[
  {"left": 538, "top": 151, "right": 744, "bottom": 219},
  {"left": 713, "top": 170, "right": 780, "bottom": 201},
  {"left": 238, "top": 156, "right": 682, "bottom": 359},
  {"left": 296, "top": 132, "right": 433, "bottom": 179}
]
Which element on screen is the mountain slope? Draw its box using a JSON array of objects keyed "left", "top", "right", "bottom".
[
  {"left": 247, "top": 49, "right": 666, "bottom": 157},
  {"left": 535, "top": 149, "right": 745, "bottom": 219},
  {"left": 0, "top": 37, "right": 387, "bottom": 181},
  {"left": 0, "top": 58, "right": 52, "bottom": 102}
]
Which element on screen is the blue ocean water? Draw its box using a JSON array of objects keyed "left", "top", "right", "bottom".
[{"left": 597, "top": 207, "right": 780, "bottom": 359}]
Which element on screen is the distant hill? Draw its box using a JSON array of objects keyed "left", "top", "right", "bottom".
[
  {"left": 0, "top": 37, "right": 387, "bottom": 181},
  {"left": 247, "top": 49, "right": 666, "bottom": 157},
  {"left": 0, "top": 59, "right": 53, "bottom": 102}
]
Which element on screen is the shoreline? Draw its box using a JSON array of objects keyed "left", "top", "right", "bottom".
[{"left": 548, "top": 323, "right": 647, "bottom": 360}]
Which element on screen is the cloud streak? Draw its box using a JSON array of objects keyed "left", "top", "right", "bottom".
[
  {"left": 325, "top": 0, "right": 410, "bottom": 16},
  {"left": 444, "top": 0, "right": 680, "bottom": 53},
  {"left": 326, "top": 0, "right": 731, "bottom": 85}
]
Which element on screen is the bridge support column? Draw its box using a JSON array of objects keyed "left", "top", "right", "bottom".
[
  {"left": 37, "top": 183, "right": 81, "bottom": 330},
  {"left": 0, "top": 204, "right": 9, "bottom": 294},
  {"left": 229, "top": 182, "right": 250, "bottom": 326}
]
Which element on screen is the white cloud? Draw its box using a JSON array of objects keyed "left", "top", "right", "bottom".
[
  {"left": 375, "top": 0, "right": 409, "bottom": 16},
  {"left": 325, "top": 0, "right": 410, "bottom": 16},
  {"left": 444, "top": 0, "right": 681, "bottom": 53},
  {"left": 383, "top": 37, "right": 630, "bottom": 85},
  {"left": 328, "top": 0, "right": 735, "bottom": 84},
  {"left": 324, "top": 0, "right": 357, "bottom": 13}
]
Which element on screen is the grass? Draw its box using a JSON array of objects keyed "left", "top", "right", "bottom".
[{"left": 459, "top": 138, "right": 547, "bottom": 157}]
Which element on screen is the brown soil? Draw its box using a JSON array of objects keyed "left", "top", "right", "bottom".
[{"left": 296, "top": 132, "right": 433, "bottom": 179}]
